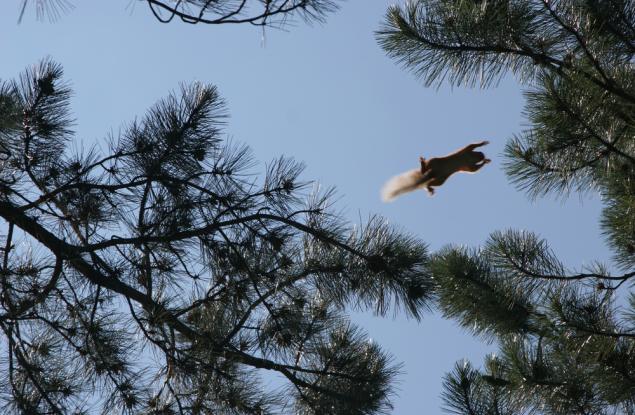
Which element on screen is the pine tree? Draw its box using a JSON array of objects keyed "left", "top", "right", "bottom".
[
  {"left": 378, "top": 0, "right": 635, "bottom": 413},
  {"left": 17, "top": 0, "right": 341, "bottom": 27},
  {"left": 0, "top": 59, "right": 432, "bottom": 414}
]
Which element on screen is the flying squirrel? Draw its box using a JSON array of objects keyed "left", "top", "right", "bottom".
[{"left": 381, "top": 141, "right": 491, "bottom": 202}]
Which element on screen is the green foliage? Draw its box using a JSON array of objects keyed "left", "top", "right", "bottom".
[
  {"left": 431, "top": 243, "right": 536, "bottom": 339},
  {"left": 379, "top": 1, "right": 635, "bottom": 413},
  {"left": 431, "top": 231, "right": 635, "bottom": 414},
  {"left": 441, "top": 358, "right": 518, "bottom": 415},
  {"left": 0, "top": 60, "right": 432, "bottom": 414}
]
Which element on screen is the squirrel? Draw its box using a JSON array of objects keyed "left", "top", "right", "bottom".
[{"left": 381, "top": 141, "right": 491, "bottom": 201}]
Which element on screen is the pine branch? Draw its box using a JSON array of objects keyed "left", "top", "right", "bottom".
[{"left": 0, "top": 60, "right": 430, "bottom": 413}]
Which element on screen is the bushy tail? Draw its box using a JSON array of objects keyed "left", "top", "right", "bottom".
[{"left": 381, "top": 169, "right": 426, "bottom": 202}]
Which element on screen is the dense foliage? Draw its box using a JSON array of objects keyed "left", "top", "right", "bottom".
[
  {"left": 378, "top": 0, "right": 635, "bottom": 413},
  {"left": 0, "top": 59, "right": 432, "bottom": 414},
  {"left": 7, "top": 0, "right": 635, "bottom": 413}
]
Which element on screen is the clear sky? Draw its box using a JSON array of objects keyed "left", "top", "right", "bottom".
[{"left": 0, "top": 1, "right": 613, "bottom": 413}]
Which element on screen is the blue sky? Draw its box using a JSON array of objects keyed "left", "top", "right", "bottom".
[{"left": 1, "top": 1, "right": 612, "bottom": 413}]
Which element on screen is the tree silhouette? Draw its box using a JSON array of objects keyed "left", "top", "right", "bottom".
[
  {"left": 17, "top": 0, "right": 341, "bottom": 28},
  {"left": 0, "top": 59, "right": 432, "bottom": 414}
]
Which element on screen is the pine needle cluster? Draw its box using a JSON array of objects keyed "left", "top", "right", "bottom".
[
  {"left": 0, "top": 59, "right": 432, "bottom": 414},
  {"left": 378, "top": 0, "right": 635, "bottom": 413}
]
